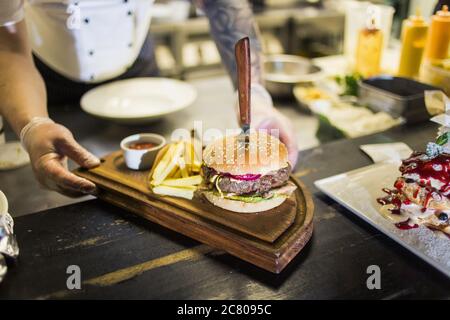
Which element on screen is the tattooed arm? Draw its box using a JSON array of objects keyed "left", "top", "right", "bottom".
[
  {"left": 195, "top": 0, "right": 299, "bottom": 166},
  {"left": 197, "top": 0, "right": 263, "bottom": 88}
]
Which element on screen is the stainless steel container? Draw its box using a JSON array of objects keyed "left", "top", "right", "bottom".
[
  {"left": 263, "top": 54, "right": 324, "bottom": 98},
  {"left": 358, "top": 76, "right": 440, "bottom": 124}
]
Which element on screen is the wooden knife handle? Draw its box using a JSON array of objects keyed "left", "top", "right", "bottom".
[{"left": 235, "top": 37, "right": 251, "bottom": 131}]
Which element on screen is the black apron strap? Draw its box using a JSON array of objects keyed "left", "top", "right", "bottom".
[{"left": 34, "top": 34, "right": 160, "bottom": 106}]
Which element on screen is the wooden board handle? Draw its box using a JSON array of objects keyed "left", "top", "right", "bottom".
[{"left": 235, "top": 37, "right": 251, "bottom": 132}]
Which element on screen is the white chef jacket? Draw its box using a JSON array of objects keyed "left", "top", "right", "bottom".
[{"left": 0, "top": 0, "right": 155, "bottom": 83}]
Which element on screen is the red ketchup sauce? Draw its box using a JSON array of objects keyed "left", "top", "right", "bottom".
[{"left": 128, "top": 142, "right": 157, "bottom": 150}]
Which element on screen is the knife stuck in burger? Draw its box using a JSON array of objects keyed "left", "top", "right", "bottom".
[{"left": 200, "top": 37, "right": 296, "bottom": 213}]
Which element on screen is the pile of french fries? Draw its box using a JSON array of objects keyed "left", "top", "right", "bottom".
[{"left": 149, "top": 139, "right": 203, "bottom": 200}]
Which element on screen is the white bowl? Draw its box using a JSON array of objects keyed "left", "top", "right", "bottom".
[{"left": 120, "top": 134, "right": 166, "bottom": 170}]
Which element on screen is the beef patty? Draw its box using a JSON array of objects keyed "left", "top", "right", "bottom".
[{"left": 202, "top": 165, "right": 291, "bottom": 195}]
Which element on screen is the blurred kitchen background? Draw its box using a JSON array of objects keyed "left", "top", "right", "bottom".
[
  {"left": 150, "top": 0, "right": 437, "bottom": 79},
  {"left": 145, "top": 0, "right": 449, "bottom": 149}
]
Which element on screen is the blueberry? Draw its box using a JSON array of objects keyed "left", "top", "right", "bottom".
[{"left": 438, "top": 213, "right": 448, "bottom": 221}]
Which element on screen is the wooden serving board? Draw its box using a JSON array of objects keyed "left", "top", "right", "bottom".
[{"left": 75, "top": 151, "right": 314, "bottom": 273}]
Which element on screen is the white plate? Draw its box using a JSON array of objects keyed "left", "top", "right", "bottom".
[
  {"left": 0, "top": 142, "right": 30, "bottom": 171},
  {"left": 315, "top": 161, "right": 450, "bottom": 278},
  {"left": 0, "top": 190, "right": 8, "bottom": 215},
  {"left": 81, "top": 78, "right": 197, "bottom": 124}
]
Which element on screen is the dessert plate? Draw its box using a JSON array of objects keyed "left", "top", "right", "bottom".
[
  {"left": 315, "top": 161, "right": 450, "bottom": 278},
  {"left": 81, "top": 78, "right": 197, "bottom": 124},
  {"left": 0, "top": 190, "right": 7, "bottom": 215}
]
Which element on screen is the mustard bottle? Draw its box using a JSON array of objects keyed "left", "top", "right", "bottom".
[
  {"left": 398, "top": 9, "right": 428, "bottom": 78},
  {"left": 424, "top": 5, "right": 450, "bottom": 61},
  {"left": 355, "top": 18, "right": 383, "bottom": 78}
]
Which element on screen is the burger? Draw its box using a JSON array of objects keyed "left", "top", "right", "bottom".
[{"left": 201, "top": 131, "right": 296, "bottom": 213}]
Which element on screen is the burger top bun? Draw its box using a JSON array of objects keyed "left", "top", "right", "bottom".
[
  {"left": 203, "top": 191, "right": 288, "bottom": 213},
  {"left": 202, "top": 131, "right": 289, "bottom": 176}
]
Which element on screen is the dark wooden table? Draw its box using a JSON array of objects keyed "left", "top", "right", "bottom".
[{"left": 1, "top": 120, "right": 449, "bottom": 299}]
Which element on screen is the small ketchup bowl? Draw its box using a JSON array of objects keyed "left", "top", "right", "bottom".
[{"left": 120, "top": 133, "right": 166, "bottom": 170}]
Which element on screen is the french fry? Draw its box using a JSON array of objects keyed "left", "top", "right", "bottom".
[
  {"left": 184, "top": 141, "right": 194, "bottom": 166},
  {"left": 175, "top": 185, "right": 197, "bottom": 190},
  {"left": 192, "top": 137, "right": 202, "bottom": 163},
  {"left": 151, "top": 143, "right": 175, "bottom": 181},
  {"left": 181, "top": 167, "right": 189, "bottom": 178},
  {"left": 153, "top": 142, "right": 184, "bottom": 185},
  {"left": 178, "top": 156, "right": 189, "bottom": 178},
  {"left": 161, "top": 175, "right": 202, "bottom": 187},
  {"left": 149, "top": 138, "right": 204, "bottom": 199},
  {"left": 153, "top": 161, "right": 177, "bottom": 185},
  {"left": 183, "top": 144, "right": 192, "bottom": 176},
  {"left": 191, "top": 160, "right": 202, "bottom": 173},
  {"left": 185, "top": 139, "right": 202, "bottom": 161},
  {"left": 152, "top": 185, "right": 195, "bottom": 200},
  {"left": 186, "top": 139, "right": 201, "bottom": 172},
  {"left": 148, "top": 144, "right": 170, "bottom": 188},
  {"left": 167, "top": 165, "right": 179, "bottom": 179},
  {"left": 149, "top": 144, "right": 170, "bottom": 180},
  {"left": 173, "top": 168, "right": 182, "bottom": 178}
]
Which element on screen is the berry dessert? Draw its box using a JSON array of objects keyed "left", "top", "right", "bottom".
[{"left": 377, "top": 132, "right": 450, "bottom": 236}]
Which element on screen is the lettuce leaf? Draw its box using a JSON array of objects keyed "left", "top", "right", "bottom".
[
  {"left": 224, "top": 194, "right": 270, "bottom": 203},
  {"left": 207, "top": 181, "right": 297, "bottom": 203}
]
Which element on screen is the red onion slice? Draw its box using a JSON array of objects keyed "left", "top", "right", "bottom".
[{"left": 224, "top": 173, "right": 261, "bottom": 181}]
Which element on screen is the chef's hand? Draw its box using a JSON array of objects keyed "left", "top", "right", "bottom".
[
  {"left": 245, "top": 84, "right": 299, "bottom": 167},
  {"left": 20, "top": 118, "right": 100, "bottom": 196}
]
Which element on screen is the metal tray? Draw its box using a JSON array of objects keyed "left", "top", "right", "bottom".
[{"left": 358, "top": 76, "right": 439, "bottom": 124}]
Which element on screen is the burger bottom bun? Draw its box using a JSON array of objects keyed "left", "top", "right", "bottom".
[{"left": 203, "top": 192, "right": 287, "bottom": 213}]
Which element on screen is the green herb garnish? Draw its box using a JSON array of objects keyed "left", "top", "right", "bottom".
[
  {"left": 334, "top": 73, "right": 362, "bottom": 97},
  {"left": 436, "top": 132, "right": 450, "bottom": 146}
]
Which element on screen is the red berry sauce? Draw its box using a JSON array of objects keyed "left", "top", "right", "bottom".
[{"left": 400, "top": 152, "right": 450, "bottom": 196}]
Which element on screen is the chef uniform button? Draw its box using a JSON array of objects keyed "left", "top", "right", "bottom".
[
  {"left": 128, "top": 43, "right": 133, "bottom": 48},
  {"left": 88, "top": 50, "right": 94, "bottom": 56},
  {"left": 90, "top": 75, "right": 95, "bottom": 81},
  {"left": 84, "top": 18, "right": 90, "bottom": 24},
  {"left": 127, "top": 10, "right": 133, "bottom": 16}
]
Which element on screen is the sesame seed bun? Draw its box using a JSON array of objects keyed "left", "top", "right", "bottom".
[{"left": 202, "top": 131, "right": 289, "bottom": 176}]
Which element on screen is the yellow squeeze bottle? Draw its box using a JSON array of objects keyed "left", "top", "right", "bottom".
[
  {"left": 424, "top": 5, "right": 450, "bottom": 61},
  {"left": 355, "top": 18, "right": 383, "bottom": 78},
  {"left": 398, "top": 9, "right": 428, "bottom": 78}
]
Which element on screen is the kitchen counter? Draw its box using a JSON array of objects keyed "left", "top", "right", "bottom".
[{"left": 0, "top": 76, "right": 449, "bottom": 299}]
